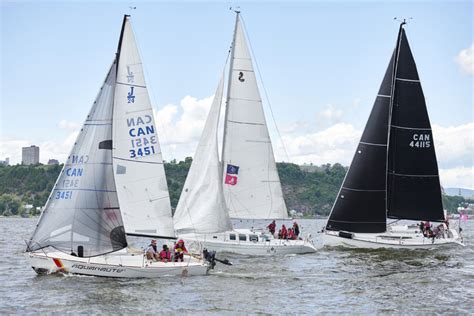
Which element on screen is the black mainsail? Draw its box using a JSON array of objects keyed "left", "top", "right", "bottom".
[
  {"left": 386, "top": 26, "right": 444, "bottom": 221},
  {"left": 326, "top": 23, "right": 444, "bottom": 233}
]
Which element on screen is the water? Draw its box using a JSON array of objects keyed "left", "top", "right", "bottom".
[{"left": 1, "top": 218, "right": 473, "bottom": 314}]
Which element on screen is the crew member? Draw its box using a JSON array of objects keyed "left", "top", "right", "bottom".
[
  {"left": 174, "top": 239, "right": 188, "bottom": 262},
  {"left": 159, "top": 244, "right": 171, "bottom": 262},
  {"left": 146, "top": 239, "right": 159, "bottom": 261},
  {"left": 267, "top": 220, "right": 276, "bottom": 235}
]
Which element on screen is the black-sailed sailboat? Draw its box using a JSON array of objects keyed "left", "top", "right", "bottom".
[{"left": 323, "top": 22, "right": 464, "bottom": 249}]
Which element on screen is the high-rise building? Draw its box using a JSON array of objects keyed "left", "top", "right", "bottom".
[
  {"left": 0, "top": 157, "right": 9, "bottom": 166},
  {"left": 47, "top": 159, "right": 59, "bottom": 165},
  {"left": 22, "top": 146, "right": 40, "bottom": 165}
]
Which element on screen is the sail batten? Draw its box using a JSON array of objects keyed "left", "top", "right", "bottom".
[{"left": 222, "top": 13, "right": 288, "bottom": 220}]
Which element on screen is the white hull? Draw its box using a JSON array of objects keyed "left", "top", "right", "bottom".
[
  {"left": 180, "top": 229, "right": 317, "bottom": 256},
  {"left": 323, "top": 227, "right": 464, "bottom": 249},
  {"left": 26, "top": 248, "right": 209, "bottom": 278}
]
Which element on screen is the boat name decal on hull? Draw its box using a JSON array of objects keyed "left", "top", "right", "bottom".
[{"left": 71, "top": 264, "right": 125, "bottom": 273}]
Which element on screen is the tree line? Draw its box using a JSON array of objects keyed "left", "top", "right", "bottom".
[{"left": 0, "top": 161, "right": 470, "bottom": 217}]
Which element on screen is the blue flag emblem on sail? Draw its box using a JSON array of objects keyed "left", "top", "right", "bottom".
[{"left": 227, "top": 164, "right": 239, "bottom": 175}]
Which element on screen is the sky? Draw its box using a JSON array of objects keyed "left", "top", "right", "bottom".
[{"left": 0, "top": 0, "right": 473, "bottom": 189}]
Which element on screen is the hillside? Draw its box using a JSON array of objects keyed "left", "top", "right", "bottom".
[
  {"left": 444, "top": 188, "right": 474, "bottom": 199},
  {"left": 0, "top": 161, "right": 471, "bottom": 217}
]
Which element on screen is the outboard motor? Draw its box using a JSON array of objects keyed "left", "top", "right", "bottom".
[{"left": 203, "top": 248, "right": 216, "bottom": 270}]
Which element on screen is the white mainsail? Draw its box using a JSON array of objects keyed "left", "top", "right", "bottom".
[
  {"left": 222, "top": 13, "right": 288, "bottom": 219},
  {"left": 112, "top": 16, "right": 175, "bottom": 238},
  {"left": 174, "top": 74, "right": 233, "bottom": 234},
  {"left": 28, "top": 61, "right": 127, "bottom": 257}
]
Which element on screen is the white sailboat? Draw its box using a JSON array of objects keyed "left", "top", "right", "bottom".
[
  {"left": 174, "top": 11, "right": 316, "bottom": 256},
  {"left": 26, "top": 15, "right": 211, "bottom": 277},
  {"left": 323, "top": 21, "right": 464, "bottom": 249}
]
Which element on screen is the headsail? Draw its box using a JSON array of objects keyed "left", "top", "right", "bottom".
[
  {"left": 326, "top": 53, "right": 394, "bottom": 233},
  {"left": 28, "top": 61, "right": 127, "bottom": 257},
  {"left": 222, "top": 12, "right": 288, "bottom": 220},
  {"left": 174, "top": 73, "right": 233, "bottom": 234},
  {"left": 112, "top": 15, "right": 176, "bottom": 239},
  {"left": 386, "top": 26, "right": 444, "bottom": 221}
]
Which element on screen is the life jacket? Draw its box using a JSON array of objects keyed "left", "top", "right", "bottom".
[{"left": 160, "top": 250, "right": 171, "bottom": 260}]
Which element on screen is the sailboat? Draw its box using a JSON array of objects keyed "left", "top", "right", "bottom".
[
  {"left": 174, "top": 11, "right": 316, "bottom": 256},
  {"left": 323, "top": 21, "right": 464, "bottom": 249},
  {"left": 25, "top": 15, "right": 212, "bottom": 277}
]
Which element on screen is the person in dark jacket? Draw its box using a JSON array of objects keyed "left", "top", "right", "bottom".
[
  {"left": 267, "top": 220, "right": 276, "bottom": 235},
  {"left": 293, "top": 221, "right": 300, "bottom": 237}
]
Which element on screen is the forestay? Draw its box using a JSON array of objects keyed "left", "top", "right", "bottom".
[
  {"left": 174, "top": 74, "right": 233, "bottom": 234},
  {"left": 112, "top": 16, "right": 175, "bottom": 238},
  {"left": 27, "top": 61, "right": 127, "bottom": 257},
  {"left": 222, "top": 13, "right": 288, "bottom": 220}
]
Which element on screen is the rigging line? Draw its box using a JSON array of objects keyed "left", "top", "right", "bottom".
[{"left": 239, "top": 15, "right": 290, "bottom": 163}]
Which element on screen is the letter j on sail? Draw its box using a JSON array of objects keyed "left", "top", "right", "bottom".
[{"left": 127, "top": 87, "right": 135, "bottom": 103}]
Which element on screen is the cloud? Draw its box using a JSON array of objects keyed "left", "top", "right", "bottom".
[
  {"left": 0, "top": 131, "right": 78, "bottom": 165},
  {"left": 318, "top": 104, "right": 343, "bottom": 124},
  {"left": 432, "top": 123, "right": 474, "bottom": 169},
  {"left": 455, "top": 44, "right": 474, "bottom": 75},
  {"left": 154, "top": 94, "right": 215, "bottom": 160},
  {"left": 278, "top": 123, "right": 361, "bottom": 165},
  {"left": 1, "top": 95, "right": 472, "bottom": 189},
  {"left": 440, "top": 167, "right": 474, "bottom": 190},
  {"left": 58, "top": 119, "right": 80, "bottom": 130}
]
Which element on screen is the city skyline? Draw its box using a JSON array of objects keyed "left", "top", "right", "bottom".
[{"left": 0, "top": 1, "right": 472, "bottom": 189}]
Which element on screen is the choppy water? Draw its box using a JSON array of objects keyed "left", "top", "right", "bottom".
[{"left": 0, "top": 217, "right": 472, "bottom": 314}]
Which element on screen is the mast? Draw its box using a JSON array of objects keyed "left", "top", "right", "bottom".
[
  {"left": 384, "top": 20, "right": 405, "bottom": 221},
  {"left": 221, "top": 10, "right": 240, "bottom": 180},
  {"left": 116, "top": 15, "right": 130, "bottom": 73}
]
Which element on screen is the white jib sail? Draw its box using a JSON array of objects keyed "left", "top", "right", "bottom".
[
  {"left": 112, "top": 16, "right": 175, "bottom": 238},
  {"left": 222, "top": 14, "right": 288, "bottom": 219},
  {"left": 174, "top": 73, "right": 233, "bottom": 234}
]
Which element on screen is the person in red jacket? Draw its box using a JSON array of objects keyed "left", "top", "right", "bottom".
[
  {"left": 174, "top": 239, "right": 188, "bottom": 262},
  {"left": 159, "top": 244, "right": 171, "bottom": 262},
  {"left": 281, "top": 224, "right": 288, "bottom": 239},
  {"left": 267, "top": 220, "right": 276, "bottom": 235},
  {"left": 288, "top": 228, "right": 296, "bottom": 240}
]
